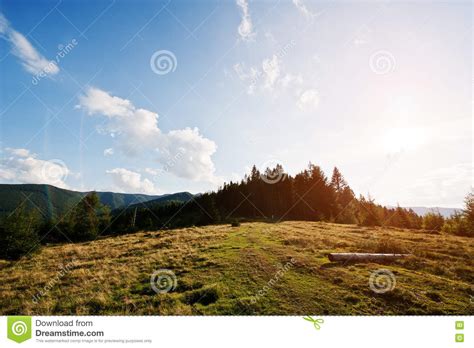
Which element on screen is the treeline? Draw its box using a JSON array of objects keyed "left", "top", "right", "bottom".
[
  {"left": 0, "top": 193, "right": 110, "bottom": 260},
  {"left": 112, "top": 164, "right": 424, "bottom": 231},
  {"left": 111, "top": 164, "right": 473, "bottom": 235},
  {"left": 422, "top": 193, "right": 474, "bottom": 236},
  {"left": 1, "top": 163, "right": 472, "bottom": 260}
]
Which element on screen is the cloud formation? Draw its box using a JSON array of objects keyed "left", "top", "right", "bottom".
[
  {"left": 103, "top": 148, "right": 114, "bottom": 156},
  {"left": 234, "top": 55, "right": 303, "bottom": 95},
  {"left": 297, "top": 89, "right": 320, "bottom": 111},
  {"left": 106, "top": 168, "right": 157, "bottom": 194},
  {"left": 0, "top": 148, "right": 69, "bottom": 188},
  {"left": 0, "top": 13, "right": 59, "bottom": 76},
  {"left": 292, "top": 0, "right": 318, "bottom": 19},
  {"left": 78, "top": 87, "right": 218, "bottom": 182},
  {"left": 236, "top": 0, "right": 255, "bottom": 41},
  {"left": 262, "top": 55, "right": 281, "bottom": 89}
]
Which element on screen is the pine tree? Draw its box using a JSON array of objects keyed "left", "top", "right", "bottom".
[
  {"left": 464, "top": 192, "right": 474, "bottom": 226},
  {"left": 0, "top": 203, "right": 40, "bottom": 260},
  {"left": 330, "top": 167, "right": 346, "bottom": 193},
  {"left": 358, "top": 195, "right": 381, "bottom": 226},
  {"left": 330, "top": 167, "right": 356, "bottom": 222},
  {"left": 68, "top": 192, "right": 106, "bottom": 241}
]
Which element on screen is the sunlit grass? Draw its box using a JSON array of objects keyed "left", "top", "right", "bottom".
[{"left": 0, "top": 221, "right": 472, "bottom": 315}]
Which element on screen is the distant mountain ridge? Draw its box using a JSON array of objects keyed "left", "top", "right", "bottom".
[
  {"left": 0, "top": 184, "right": 192, "bottom": 219},
  {"left": 127, "top": 192, "right": 194, "bottom": 211},
  {"left": 407, "top": 206, "right": 460, "bottom": 218}
]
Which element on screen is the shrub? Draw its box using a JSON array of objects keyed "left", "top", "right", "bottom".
[
  {"left": 442, "top": 212, "right": 472, "bottom": 237},
  {"left": 375, "top": 238, "right": 407, "bottom": 253},
  {"left": 422, "top": 212, "right": 444, "bottom": 231},
  {"left": 358, "top": 238, "right": 407, "bottom": 254},
  {"left": 423, "top": 212, "right": 444, "bottom": 231}
]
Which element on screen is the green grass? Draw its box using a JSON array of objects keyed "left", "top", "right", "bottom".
[{"left": 0, "top": 221, "right": 472, "bottom": 315}]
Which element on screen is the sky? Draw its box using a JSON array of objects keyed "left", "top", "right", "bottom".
[{"left": 0, "top": 0, "right": 472, "bottom": 208}]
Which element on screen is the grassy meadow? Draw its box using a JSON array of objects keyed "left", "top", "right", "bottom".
[{"left": 0, "top": 221, "right": 472, "bottom": 315}]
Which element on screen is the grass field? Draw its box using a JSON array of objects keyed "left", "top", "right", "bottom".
[{"left": 0, "top": 221, "right": 473, "bottom": 315}]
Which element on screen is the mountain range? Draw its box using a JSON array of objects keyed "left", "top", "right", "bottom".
[{"left": 0, "top": 184, "right": 193, "bottom": 219}]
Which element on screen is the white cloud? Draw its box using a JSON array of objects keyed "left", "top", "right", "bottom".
[
  {"left": 79, "top": 87, "right": 133, "bottom": 118},
  {"left": 262, "top": 55, "right": 281, "bottom": 90},
  {"left": 144, "top": 168, "right": 159, "bottom": 176},
  {"left": 103, "top": 148, "right": 114, "bottom": 156},
  {"left": 292, "top": 0, "right": 319, "bottom": 19},
  {"left": 264, "top": 31, "right": 277, "bottom": 44},
  {"left": 297, "top": 89, "right": 320, "bottom": 111},
  {"left": 106, "top": 168, "right": 157, "bottom": 194},
  {"left": 234, "top": 55, "right": 303, "bottom": 95},
  {"left": 5, "top": 147, "right": 30, "bottom": 157},
  {"left": 0, "top": 13, "right": 59, "bottom": 76},
  {"left": 233, "top": 56, "right": 319, "bottom": 114},
  {"left": 233, "top": 62, "right": 258, "bottom": 94},
  {"left": 280, "top": 73, "right": 303, "bottom": 89},
  {"left": 236, "top": 0, "right": 255, "bottom": 41},
  {"left": 78, "top": 87, "right": 218, "bottom": 182},
  {"left": 0, "top": 148, "right": 69, "bottom": 188}
]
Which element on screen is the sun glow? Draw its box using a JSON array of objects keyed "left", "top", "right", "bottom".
[{"left": 382, "top": 127, "right": 426, "bottom": 154}]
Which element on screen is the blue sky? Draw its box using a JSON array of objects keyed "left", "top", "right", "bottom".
[{"left": 0, "top": 0, "right": 472, "bottom": 207}]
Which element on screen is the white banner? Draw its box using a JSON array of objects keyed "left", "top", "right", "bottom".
[{"left": 0, "top": 316, "right": 471, "bottom": 347}]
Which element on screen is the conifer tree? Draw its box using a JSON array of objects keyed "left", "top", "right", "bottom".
[{"left": 0, "top": 203, "right": 40, "bottom": 260}]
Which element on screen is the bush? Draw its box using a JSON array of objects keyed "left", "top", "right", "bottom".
[
  {"left": 423, "top": 212, "right": 444, "bottom": 231},
  {"left": 0, "top": 205, "right": 40, "bottom": 260},
  {"left": 231, "top": 221, "right": 241, "bottom": 227},
  {"left": 358, "top": 238, "right": 407, "bottom": 254},
  {"left": 442, "top": 212, "right": 472, "bottom": 237}
]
